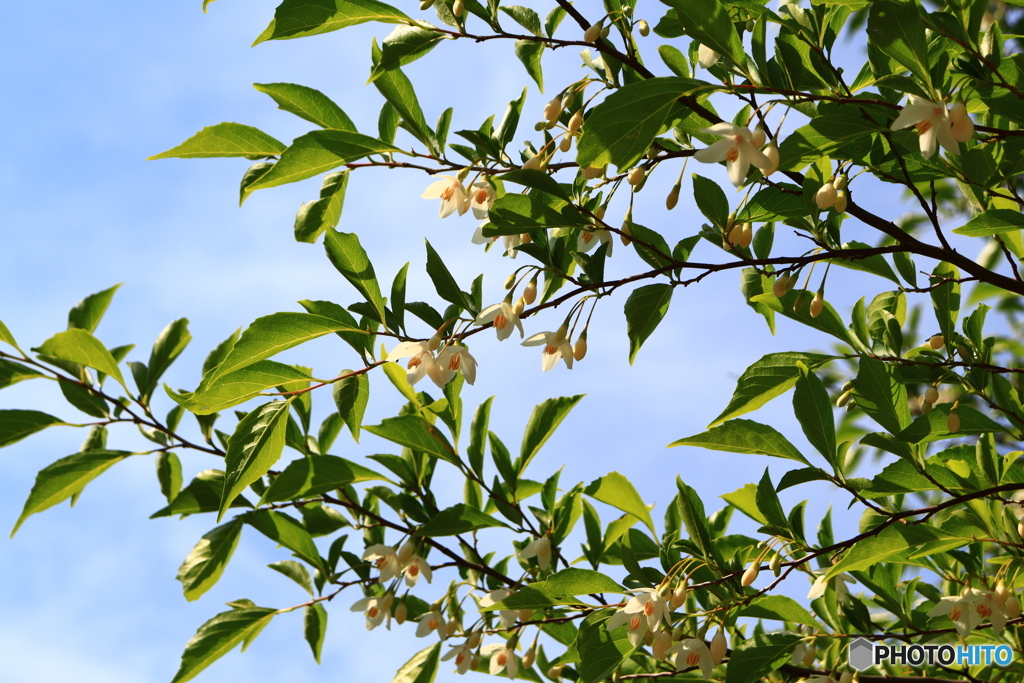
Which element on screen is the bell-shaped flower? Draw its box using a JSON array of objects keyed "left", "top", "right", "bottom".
[
  {"left": 388, "top": 341, "right": 437, "bottom": 386},
  {"left": 402, "top": 555, "right": 433, "bottom": 587},
  {"left": 416, "top": 608, "right": 449, "bottom": 640},
  {"left": 890, "top": 96, "right": 961, "bottom": 160},
  {"left": 478, "top": 588, "right": 518, "bottom": 629},
  {"left": 482, "top": 643, "right": 519, "bottom": 679},
  {"left": 807, "top": 571, "right": 855, "bottom": 604},
  {"left": 668, "top": 638, "right": 715, "bottom": 679},
  {"left": 578, "top": 227, "right": 613, "bottom": 255},
  {"left": 362, "top": 544, "right": 402, "bottom": 582},
  {"left": 423, "top": 175, "right": 470, "bottom": 218},
  {"left": 351, "top": 595, "right": 392, "bottom": 631},
  {"left": 694, "top": 123, "right": 774, "bottom": 187},
  {"left": 927, "top": 588, "right": 1009, "bottom": 637},
  {"left": 433, "top": 344, "right": 477, "bottom": 386},
  {"left": 606, "top": 609, "right": 649, "bottom": 647},
  {"left": 520, "top": 537, "right": 552, "bottom": 570},
  {"left": 476, "top": 301, "right": 524, "bottom": 341},
  {"left": 949, "top": 102, "right": 974, "bottom": 142},
  {"left": 470, "top": 181, "right": 496, "bottom": 219},
  {"left": 622, "top": 587, "right": 672, "bottom": 632},
  {"left": 442, "top": 641, "right": 476, "bottom": 675},
  {"left": 697, "top": 44, "right": 720, "bottom": 68},
  {"left": 522, "top": 326, "right": 574, "bottom": 371}
]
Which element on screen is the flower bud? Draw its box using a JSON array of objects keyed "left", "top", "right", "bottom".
[
  {"left": 671, "top": 583, "right": 688, "bottom": 609},
  {"left": 790, "top": 643, "right": 806, "bottom": 666},
  {"left": 769, "top": 551, "right": 784, "bottom": 575},
  {"left": 834, "top": 174, "right": 848, "bottom": 191},
  {"left": 1006, "top": 594, "right": 1021, "bottom": 618},
  {"left": 922, "top": 401, "right": 933, "bottom": 414},
  {"left": 666, "top": 184, "right": 680, "bottom": 210},
  {"left": 568, "top": 110, "right": 584, "bottom": 133},
  {"left": 627, "top": 166, "right": 645, "bottom": 186},
  {"left": 381, "top": 591, "right": 395, "bottom": 610},
  {"left": 652, "top": 631, "right": 672, "bottom": 659},
  {"left": 518, "top": 608, "right": 533, "bottom": 623},
  {"left": 924, "top": 386, "right": 939, "bottom": 404},
  {"left": 710, "top": 629, "right": 728, "bottom": 664},
  {"left": 996, "top": 582, "right": 1009, "bottom": 604},
  {"left": 600, "top": 26, "right": 610, "bottom": 38},
  {"left": 1018, "top": 519, "right": 1024, "bottom": 538},
  {"left": 594, "top": 205, "right": 606, "bottom": 221},
  {"left": 582, "top": 165, "right": 605, "bottom": 180},
  {"left": 950, "top": 102, "right": 974, "bottom": 143},
  {"left": 741, "top": 561, "right": 759, "bottom": 587},
  {"left": 534, "top": 121, "right": 546, "bottom": 131},
  {"left": 740, "top": 222, "right": 753, "bottom": 249},
  {"left": 643, "top": 631, "right": 655, "bottom": 647},
  {"left": 815, "top": 181, "right": 837, "bottom": 210},
  {"left": 559, "top": 135, "right": 572, "bottom": 152},
  {"left": 520, "top": 232, "right": 532, "bottom": 244},
  {"left": 504, "top": 273, "right": 516, "bottom": 290},
  {"left": 839, "top": 672, "right": 854, "bottom": 683},
  {"left": 522, "top": 647, "right": 536, "bottom": 668},
  {"left": 547, "top": 665, "right": 565, "bottom": 681},
  {"left": 513, "top": 297, "right": 526, "bottom": 315},
  {"left": 697, "top": 44, "right": 720, "bottom": 68},
  {"left": 523, "top": 153, "right": 543, "bottom": 171},
  {"left": 453, "top": 0, "right": 465, "bottom": 17},
  {"left": 834, "top": 189, "right": 848, "bottom": 213},
  {"left": 467, "top": 629, "right": 483, "bottom": 648},
  {"left": 763, "top": 143, "right": 779, "bottom": 176},
  {"left": 750, "top": 127, "right": 766, "bottom": 148},
  {"left": 947, "top": 410, "right": 960, "bottom": 433},
  {"left": 928, "top": 334, "right": 945, "bottom": 350},
  {"left": 802, "top": 640, "right": 817, "bottom": 667},
  {"left": 772, "top": 276, "right": 789, "bottom": 298},
  {"left": 728, "top": 222, "right": 744, "bottom": 246},
  {"left": 620, "top": 219, "right": 632, "bottom": 246},
  {"left": 584, "top": 22, "right": 602, "bottom": 43},
  {"left": 543, "top": 98, "right": 562, "bottom": 122},
  {"left": 524, "top": 279, "right": 537, "bottom": 304},
  {"left": 447, "top": 617, "right": 461, "bottom": 636},
  {"left": 420, "top": 0, "right": 435, "bottom": 9},
  {"left": 837, "top": 389, "right": 853, "bottom": 408},
  {"left": 637, "top": 19, "right": 650, "bottom": 36},
  {"left": 394, "top": 601, "right": 408, "bottom": 624},
  {"left": 809, "top": 292, "right": 825, "bottom": 318},
  {"left": 573, "top": 336, "right": 588, "bottom": 361},
  {"left": 745, "top": 18, "right": 755, "bottom": 31},
  {"left": 428, "top": 333, "right": 442, "bottom": 351},
  {"left": 793, "top": 292, "right": 805, "bottom": 312},
  {"left": 842, "top": 380, "right": 854, "bottom": 392}
]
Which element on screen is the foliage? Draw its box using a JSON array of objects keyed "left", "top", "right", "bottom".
[{"left": 5, "top": 1, "right": 1024, "bottom": 682}]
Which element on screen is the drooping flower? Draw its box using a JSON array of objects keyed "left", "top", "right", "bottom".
[
  {"left": 520, "top": 537, "right": 552, "bottom": 570},
  {"left": 807, "top": 571, "right": 855, "bottom": 604},
  {"left": 478, "top": 588, "right": 518, "bottom": 629},
  {"left": 522, "top": 326, "right": 574, "bottom": 371},
  {"left": 668, "top": 638, "right": 715, "bottom": 679},
  {"left": 442, "top": 641, "right": 476, "bottom": 675},
  {"left": 710, "top": 629, "right": 728, "bottom": 665},
  {"left": 927, "top": 588, "right": 1011, "bottom": 636},
  {"left": 475, "top": 301, "right": 524, "bottom": 341},
  {"left": 949, "top": 102, "right": 975, "bottom": 143},
  {"left": 422, "top": 175, "right": 470, "bottom": 218},
  {"left": 351, "top": 595, "right": 392, "bottom": 631},
  {"left": 388, "top": 341, "right": 437, "bottom": 386},
  {"left": 402, "top": 555, "right": 433, "bottom": 587},
  {"left": 472, "top": 221, "right": 522, "bottom": 258},
  {"left": 622, "top": 587, "right": 672, "bottom": 632},
  {"left": 697, "top": 44, "right": 720, "bottom": 68},
  {"left": 482, "top": 643, "right": 519, "bottom": 679},
  {"left": 890, "top": 96, "right": 963, "bottom": 160},
  {"left": 470, "top": 181, "right": 496, "bottom": 219},
  {"left": 416, "top": 608, "right": 449, "bottom": 639},
  {"left": 578, "top": 227, "right": 613, "bottom": 255},
  {"left": 363, "top": 544, "right": 402, "bottom": 582},
  {"left": 606, "top": 609, "right": 649, "bottom": 647},
  {"left": 433, "top": 344, "right": 477, "bottom": 386},
  {"left": 694, "top": 123, "right": 774, "bottom": 187}
]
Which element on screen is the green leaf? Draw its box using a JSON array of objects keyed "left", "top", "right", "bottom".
[
  {"left": 219, "top": 400, "right": 292, "bottom": 521},
  {"left": 415, "top": 503, "right": 506, "bottom": 536},
  {"left": 624, "top": 284, "right": 673, "bottom": 364},
  {"left": 0, "top": 359, "right": 45, "bottom": 389},
  {"left": 793, "top": 369, "right": 837, "bottom": 467},
  {"left": 778, "top": 114, "right": 882, "bottom": 172},
  {"left": 260, "top": 454, "right": 390, "bottom": 504},
  {"left": 584, "top": 472, "right": 656, "bottom": 537},
  {"left": 826, "top": 524, "right": 910, "bottom": 578},
  {"left": 246, "top": 130, "right": 398, "bottom": 191},
  {"left": 853, "top": 356, "right": 910, "bottom": 435},
  {"left": 514, "top": 39, "right": 545, "bottom": 92},
  {"left": 495, "top": 88, "right": 528, "bottom": 151},
  {"left": 834, "top": 241, "right": 900, "bottom": 284},
  {"left": 67, "top": 284, "right": 121, "bottom": 334},
  {"left": 244, "top": 509, "right": 323, "bottom": 570},
  {"left": 176, "top": 519, "right": 244, "bottom": 601},
  {"left": 151, "top": 470, "right": 253, "bottom": 518},
  {"left": 579, "top": 78, "right": 709, "bottom": 171},
  {"left": 671, "top": 419, "right": 811, "bottom": 465},
  {"left": 294, "top": 170, "right": 348, "bottom": 243},
  {"left": 868, "top": 2, "right": 931, "bottom": 86},
  {"left": 253, "top": 82, "right": 356, "bottom": 130},
  {"left": 930, "top": 262, "right": 961, "bottom": 344},
  {"left": 0, "top": 319, "right": 23, "bottom": 353},
  {"left": 371, "top": 59, "right": 436, "bottom": 154},
  {"left": 170, "top": 607, "right": 277, "bottom": 683},
  {"left": 500, "top": 5, "right": 542, "bottom": 35},
  {"left": 660, "top": 0, "right": 747, "bottom": 69},
  {"left": 255, "top": 0, "right": 410, "bottom": 44},
  {"left": 392, "top": 643, "right": 441, "bottom": 683},
  {"left": 174, "top": 361, "right": 310, "bottom": 415},
  {"left": 486, "top": 192, "right": 586, "bottom": 232},
  {"left": 953, "top": 209, "right": 1024, "bottom": 236},
  {"left": 303, "top": 604, "right": 327, "bottom": 664},
  {"left": 675, "top": 477, "right": 720, "bottom": 567},
  {"left": 0, "top": 409, "right": 66, "bottom": 449},
  {"left": 332, "top": 370, "right": 369, "bottom": 442},
  {"left": 157, "top": 451, "right": 183, "bottom": 503},
  {"left": 575, "top": 611, "right": 638, "bottom": 683},
  {"left": 37, "top": 329, "right": 127, "bottom": 390},
  {"left": 467, "top": 396, "right": 493, "bottom": 479},
  {"left": 749, "top": 289, "right": 854, "bottom": 347},
  {"left": 141, "top": 318, "right": 192, "bottom": 401},
  {"left": 738, "top": 595, "right": 818, "bottom": 627},
  {"left": 724, "top": 633, "right": 801, "bottom": 683},
  {"left": 363, "top": 415, "right": 458, "bottom": 466},
  {"left": 755, "top": 468, "right": 790, "bottom": 534},
  {"left": 324, "top": 228, "right": 388, "bottom": 325},
  {"left": 543, "top": 568, "right": 624, "bottom": 596},
  {"left": 691, "top": 173, "right": 730, "bottom": 228},
  {"left": 722, "top": 483, "right": 768, "bottom": 524},
  {"left": 896, "top": 403, "right": 1006, "bottom": 443},
  {"left": 519, "top": 395, "right": 583, "bottom": 475},
  {"left": 424, "top": 239, "right": 475, "bottom": 313},
  {"left": 711, "top": 352, "right": 834, "bottom": 426},
  {"left": 369, "top": 25, "right": 445, "bottom": 83},
  {"left": 149, "top": 123, "right": 286, "bottom": 160},
  {"left": 11, "top": 450, "right": 130, "bottom": 536}
]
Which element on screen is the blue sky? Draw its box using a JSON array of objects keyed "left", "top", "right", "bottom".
[{"left": 0, "top": 3, "right": 917, "bottom": 682}]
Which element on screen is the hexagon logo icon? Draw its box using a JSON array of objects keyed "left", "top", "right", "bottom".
[{"left": 848, "top": 638, "right": 874, "bottom": 671}]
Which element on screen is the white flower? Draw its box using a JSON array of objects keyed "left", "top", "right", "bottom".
[
  {"left": 927, "top": 588, "right": 1010, "bottom": 637},
  {"left": 578, "top": 227, "right": 613, "bottom": 255},
  {"left": 362, "top": 543, "right": 401, "bottom": 582},
  {"left": 470, "top": 181, "right": 496, "bottom": 219},
  {"left": 388, "top": 341, "right": 437, "bottom": 386},
  {"left": 422, "top": 175, "right": 470, "bottom": 218},
  {"left": 697, "top": 44, "right": 720, "bottom": 68},
  {"left": 622, "top": 587, "right": 672, "bottom": 632},
  {"left": 442, "top": 642, "right": 476, "bottom": 675},
  {"left": 949, "top": 102, "right": 974, "bottom": 143},
  {"left": 520, "top": 537, "right": 552, "bottom": 570},
  {"left": 668, "top": 638, "right": 715, "bottom": 679},
  {"left": 807, "top": 571, "right": 855, "bottom": 604},
  {"left": 351, "top": 595, "right": 391, "bottom": 631},
  {"left": 416, "top": 609, "right": 449, "bottom": 639},
  {"left": 694, "top": 123, "right": 774, "bottom": 187},
  {"left": 890, "top": 96, "right": 961, "bottom": 160},
  {"left": 522, "top": 326, "right": 573, "bottom": 371},
  {"left": 482, "top": 643, "right": 519, "bottom": 679},
  {"left": 606, "top": 609, "right": 649, "bottom": 647},
  {"left": 433, "top": 343, "right": 477, "bottom": 386},
  {"left": 478, "top": 588, "right": 518, "bottom": 629},
  {"left": 402, "top": 555, "right": 433, "bottom": 587},
  {"left": 1007, "top": 490, "right": 1024, "bottom": 519},
  {"left": 476, "top": 301, "right": 524, "bottom": 341}
]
